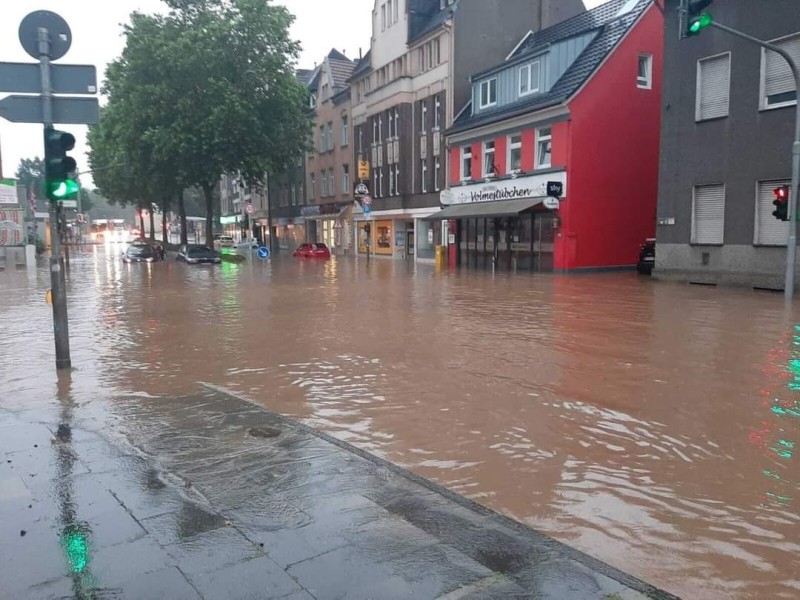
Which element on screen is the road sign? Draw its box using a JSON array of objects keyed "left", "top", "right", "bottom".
[
  {"left": 546, "top": 181, "right": 564, "bottom": 198},
  {"left": 0, "top": 63, "right": 97, "bottom": 95},
  {"left": 59, "top": 200, "right": 78, "bottom": 209},
  {"left": 0, "top": 95, "right": 99, "bottom": 124},
  {"left": 543, "top": 197, "right": 560, "bottom": 210},
  {"left": 354, "top": 182, "right": 369, "bottom": 197},
  {"left": 245, "top": 202, "right": 255, "bottom": 216},
  {"left": 358, "top": 161, "right": 370, "bottom": 180},
  {"left": 257, "top": 246, "right": 270, "bottom": 260},
  {"left": 19, "top": 11, "right": 72, "bottom": 61}
]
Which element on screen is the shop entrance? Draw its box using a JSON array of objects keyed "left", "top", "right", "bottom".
[{"left": 457, "top": 213, "right": 554, "bottom": 273}]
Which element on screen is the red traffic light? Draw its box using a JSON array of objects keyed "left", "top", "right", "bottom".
[{"left": 774, "top": 186, "right": 790, "bottom": 200}]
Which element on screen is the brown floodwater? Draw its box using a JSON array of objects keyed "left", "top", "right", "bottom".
[{"left": 1, "top": 246, "right": 799, "bottom": 599}]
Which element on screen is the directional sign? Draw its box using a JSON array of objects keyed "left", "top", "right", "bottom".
[
  {"left": 257, "top": 246, "right": 271, "bottom": 260},
  {"left": 0, "top": 95, "right": 99, "bottom": 124},
  {"left": 19, "top": 11, "right": 72, "bottom": 61},
  {"left": 0, "top": 63, "right": 97, "bottom": 94}
]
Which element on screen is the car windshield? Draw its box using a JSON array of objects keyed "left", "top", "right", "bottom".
[
  {"left": 314, "top": 244, "right": 328, "bottom": 250},
  {"left": 187, "top": 246, "right": 216, "bottom": 257},
  {"left": 127, "top": 245, "right": 153, "bottom": 257}
]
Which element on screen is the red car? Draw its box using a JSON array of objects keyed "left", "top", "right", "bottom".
[{"left": 293, "top": 243, "right": 331, "bottom": 259}]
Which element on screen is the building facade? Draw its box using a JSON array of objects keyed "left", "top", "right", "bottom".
[
  {"left": 443, "top": 0, "right": 663, "bottom": 273},
  {"left": 304, "top": 50, "right": 358, "bottom": 254},
  {"left": 655, "top": 0, "right": 800, "bottom": 288},
  {"left": 350, "top": 0, "right": 585, "bottom": 261},
  {"left": 219, "top": 173, "right": 270, "bottom": 244}
]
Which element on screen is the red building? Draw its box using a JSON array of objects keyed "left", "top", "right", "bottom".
[{"left": 438, "top": 0, "right": 663, "bottom": 272}]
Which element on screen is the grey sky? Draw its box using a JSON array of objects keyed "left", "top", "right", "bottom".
[{"left": 0, "top": 0, "right": 605, "bottom": 183}]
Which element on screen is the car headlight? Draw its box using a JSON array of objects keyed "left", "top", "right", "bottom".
[{"left": 186, "top": 258, "right": 198, "bottom": 263}]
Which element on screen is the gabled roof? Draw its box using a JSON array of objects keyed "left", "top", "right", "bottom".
[
  {"left": 295, "top": 69, "right": 316, "bottom": 86},
  {"left": 449, "top": 0, "right": 652, "bottom": 135},
  {"left": 307, "top": 49, "right": 358, "bottom": 96},
  {"left": 349, "top": 50, "right": 372, "bottom": 82},
  {"left": 408, "top": 0, "right": 454, "bottom": 44}
]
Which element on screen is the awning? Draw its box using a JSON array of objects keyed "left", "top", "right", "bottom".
[
  {"left": 305, "top": 206, "right": 349, "bottom": 220},
  {"left": 423, "top": 197, "right": 546, "bottom": 221}
]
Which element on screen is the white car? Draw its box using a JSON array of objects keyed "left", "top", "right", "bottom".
[
  {"left": 217, "top": 235, "right": 234, "bottom": 247},
  {"left": 236, "top": 238, "right": 260, "bottom": 250}
]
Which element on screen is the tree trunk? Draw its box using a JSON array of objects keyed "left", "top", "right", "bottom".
[
  {"left": 203, "top": 183, "right": 214, "bottom": 248},
  {"left": 148, "top": 205, "right": 155, "bottom": 241},
  {"left": 139, "top": 208, "right": 145, "bottom": 235},
  {"left": 161, "top": 197, "right": 169, "bottom": 244},
  {"left": 178, "top": 192, "right": 188, "bottom": 245}
]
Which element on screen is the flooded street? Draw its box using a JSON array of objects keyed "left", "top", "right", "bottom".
[{"left": 2, "top": 247, "right": 799, "bottom": 599}]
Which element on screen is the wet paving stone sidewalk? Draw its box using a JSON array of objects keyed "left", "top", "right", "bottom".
[{"left": 0, "top": 386, "right": 679, "bottom": 600}]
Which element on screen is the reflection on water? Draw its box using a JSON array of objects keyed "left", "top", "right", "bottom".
[{"left": 1, "top": 247, "right": 800, "bottom": 599}]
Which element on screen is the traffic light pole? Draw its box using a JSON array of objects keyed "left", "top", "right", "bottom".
[
  {"left": 39, "top": 26, "right": 71, "bottom": 369},
  {"left": 704, "top": 20, "right": 800, "bottom": 302}
]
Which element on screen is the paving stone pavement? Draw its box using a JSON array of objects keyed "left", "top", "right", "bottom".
[{"left": 0, "top": 386, "right": 680, "bottom": 600}]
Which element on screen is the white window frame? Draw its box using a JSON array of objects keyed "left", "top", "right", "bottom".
[
  {"left": 421, "top": 100, "right": 428, "bottom": 133},
  {"left": 381, "top": 3, "right": 386, "bottom": 30},
  {"left": 479, "top": 78, "right": 497, "bottom": 109},
  {"left": 519, "top": 61, "right": 541, "bottom": 97},
  {"left": 343, "top": 164, "right": 350, "bottom": 194},
  {"left": 691, "top": 183, "right": 726, "bottom": 245},
  {"left": 434, "top": 94, "right": 441, "bottom": 129},
  {"left": 637, "top": 54, "right": 653, "bottom": 89},
  {"left": 695, "top": 52, "right": 731, "bottom": 122},
  {"left": 309, "top": 173, "right": 316, "bottom": 199},
  {"left": 536, "top": 128, "right": 552, "bottom": 169},
  {"left": 507, "top": 134, "right": 522, "bottom": 172},
  {"left": 754, "top": 179, "right": 791, "bottom": 246},
  {"left": 388, "top": 164, "right": 395, "bottom": 196},
  {"left": 461, "top": 146, "right": 472, "bottom": 181},
  {"left": 393, "top": 0, "right": 399, "bottom": 24},
  {"left": 395, "top": 164, "right": 400, "bottom": 194},
  {"left": 434, "top": 157, "right": 441, "bottom": 192},
  {"left": 760, "top": 32, "right": 800, "bottom": 111},
  {"left": 421, "top": 159, "right": 428, "bottom": 193},
  {"left": 341, "top": 116, "right": 349, "bottom": 146},
  {"left": 483, "top": 141, "right": 496, "bottom": 176},
  {"left": 393, "top": 108, "right": 400, "bottom": 138}
]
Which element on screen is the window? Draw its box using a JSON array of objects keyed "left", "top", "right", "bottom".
[
  {"left": 756, "top": 180, "right": 791, "bottom": 245},
  {"left": 508, "top": 134, "right": 522, "bottom": 172},
  {"left": 341, "top": 116, "right": 349, "bottom": 146},
  {"left": 421, "top": 159, "right": 428, "bottom": 193},
  {"left": 393, "top": 108, "right": 400, "bottom": 137},
  {"left": 320, "top": 171, "right": 327, "bottom": 197},
  {"left": 692, "top": 184, "right": 725, "bottom": 245},
  {"left": 483, "top": 141, "right": 496, "bottom": 176},
  {"left": 536, "top": 128, "right": 552, "bottom": 169},
  {"left": 392, "top": 0, "right": 399, "bottom": 23},
  {"left": 319, "top": 125, "right": 325, "bottom": 152},
  {"left": 310, "top": 173, "right": 316, "bottom": 199},
  {"left": 434, "top": 94, "right": 441, "bottom": 129},
  {"left": 329, "top": 169, "right": 335, "bottom": 197},
  {"left": 761, "top": 33, "right": 800, "bottom": 109},
  {"left": 388, "top": 164, "right": 395, "bottom": 196},
  {"left": 434, "top": 157, "right": 441, "bottom": 191},
  {"left": 519, "top": 61, "right": 541, "bottom": 96},
  {"left": 461, "top": 146, "right": 472, "bottom": 180},
  {"left": 379, "top": 168, "right": 385, "bottom": 197},
  {"left": 696, "top": 53, "right": 730, "bottom": 121},
  {"left": 479, "top": 78, "right": 497, "bottom": 108},
  {"left": 637, "top": 54, "right": 653, "bottom": 89},
  {"left": 373, "top": 169, "right": 379, "bottom": 199},
  {"left": 321, "top": 84, "right": 330, "bottom": 100},
  {"left": 387, "top": 1, "right": 393, "bottom": 26},
  {"left": 378, "top": 115, "right": 383, "bottom": 141},
  {"left": 420, "top": 100, "right": 427, "bottom": 132},
  {"left": 290, "top": 185, "right": 296, "bottom": 206},
  {"left": 394, "top": 163, "right": 400, "bottom": 194},
  {"left": 327, "top": 122, "right": 334, "bottom": 151},
  {"left": 381, "top": 3, "right": 386, "bottom": 30},
  {"left": 388, "top": 111, "right": 394, "bottom": 141},
  {"left": 343, "top": 164, "right": 350, "bottom": 194}
]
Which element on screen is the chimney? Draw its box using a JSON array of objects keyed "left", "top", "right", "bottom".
[{"left": 359, "top": 47, "right": 363, "bottom": 59}]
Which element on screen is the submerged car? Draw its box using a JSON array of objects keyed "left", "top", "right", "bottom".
[
  {"left": 637, "top": 238, "right": 655, "bottom": 275},
  {"left": 293, "top": 243, "right": 331, "bottom": 259},
  {"left": 177, "top": 245, "right": 221, "bottom": 264},
  {"left": 123, "top": 243, "right": 161, "bottom": 263}
]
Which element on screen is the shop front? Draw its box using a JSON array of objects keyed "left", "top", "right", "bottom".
[
  {"left": 219, "top": 214, "right": 241, "bottom": 240},
  {"left": 303, "top": 203, "right": 351, "bottom": 254},
  {"left": 354, "top": 208, "right": 437, "bottom": 259},
  {"left": 275, "top": 217, "right": 306, "bottom": 253},
  {"left": 434, "top": 173, "right": 565, "bottom": 273}
]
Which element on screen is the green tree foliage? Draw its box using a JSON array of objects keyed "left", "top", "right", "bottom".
[
  {"left": 87, "top": 0, "right": 310, "bottom": 246},
  {"left": 15, "top": 157, "right": 45, "bottom": 202}
]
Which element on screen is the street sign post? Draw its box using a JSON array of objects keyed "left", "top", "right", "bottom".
[
  {"left": 0, "top": 11, "right": 100, "bottom": 369},
  {"left": 0, "top": 63, "right": 97, "bottom": 95},
  {"left": 257, "top": 246, "right": 271, "bottom": 260}
]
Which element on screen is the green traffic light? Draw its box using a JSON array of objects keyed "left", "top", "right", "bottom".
[
  {"left": 689, "top": 12, "right": 713, "bottom": 34},
  {"left": 49, "top": 179, "right": 81, "bottom": 200}
]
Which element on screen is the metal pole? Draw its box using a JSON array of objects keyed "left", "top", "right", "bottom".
[
  {"left": 707, "top": 21, "right": 800, "bottom": 301},
  {"left": 39, "top": 26, "right": 71, "bottom": 369}
]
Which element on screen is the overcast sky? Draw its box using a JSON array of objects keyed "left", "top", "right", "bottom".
[{"left": 0, "top": 0, "right": 605, "bottom": 183}]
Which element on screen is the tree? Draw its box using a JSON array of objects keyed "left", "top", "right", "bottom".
[
  {"left": 15, "top": 157, "right": 45, "bottom": 204},
  {"left": 89, "top": 0, "right": 311, "bottom": 247}
]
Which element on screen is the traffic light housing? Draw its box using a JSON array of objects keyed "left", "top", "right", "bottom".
[
  {"left": 686, "top": 0, "right": 713, "bottom": 37},
  {"left": 773, "top": 185, "right": 790, "bottom": 222},
  {"left": 45, "top": 126, "right": 80, "bottom": 201}
]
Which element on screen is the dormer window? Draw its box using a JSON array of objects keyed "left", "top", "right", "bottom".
[
  {"left": 519, "top": 61, "right": 541, "bottom": 96},
  {"left": 479, "top": 78, "right": 497, "bottom": 109}
]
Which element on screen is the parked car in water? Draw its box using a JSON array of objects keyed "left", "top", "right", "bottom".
[
  {"left": 130, "top": 238, "right": 166, "bottom": 260},
  {"left": 123, "top": 243, "right": 161, "bottom": 263},
  {"left": 235, "top": 237, "right": 260, "bottom": 250},
  {"left": 214, "top": 234, "right": 234, "bottom": 248},
  {"left": 177, "top": 244, "right": 221, "bottom": 264},
  {"left": 637, "top": 238, "right": 655, "bottom": 275},
  {"left": 293, "top": 243, "right": 331, "bottom": 259}
]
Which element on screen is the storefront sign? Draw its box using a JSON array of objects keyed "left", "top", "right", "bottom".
[
  {"left": 358, "top": 161, "right": 370, "bottom": 180},
  {"left": 543, "top": 197, "right": 560, "bottom": 210},
  {"left": 0, "top": 179, "right": 18, "bottom": 205},
  {"left": 354, "top": 182, "right": 369, "bottom": 197},
  {"left": 440, "top": 171, "right": 567, "bottom": 205},
  {"left": 301, "top": 205, "right": 321, "bottom": 217},
  {"left": 220, "top": 214, "right": 240, "bottom": 225}
]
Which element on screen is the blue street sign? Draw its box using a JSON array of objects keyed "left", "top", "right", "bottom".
[
  {"left": 364, "top": 204, "right": 371, "bottom": 218},
  {"left": 257, "top": 246, "right": 270, "bottom": 260}
]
